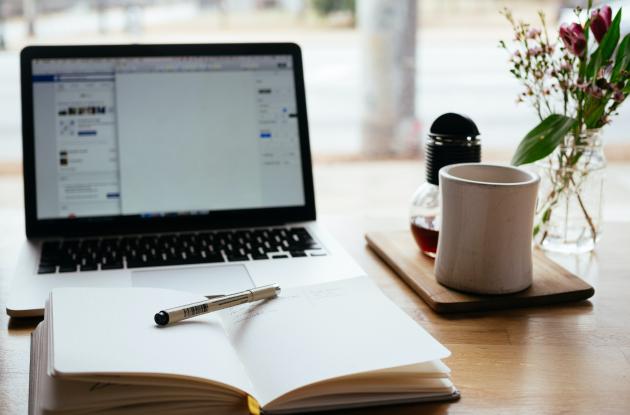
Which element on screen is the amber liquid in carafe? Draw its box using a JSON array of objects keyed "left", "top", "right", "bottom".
[{"left": 410, "top": 217, "right": 439, "bottom": 258}]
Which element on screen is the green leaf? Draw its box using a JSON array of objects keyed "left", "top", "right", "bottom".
[
  {"left": 611, "top": 34, "right": 630, "bottom": 82},
  {"left": 586, "top": 9, "right": 622, "bottom": 78},
  {"left": 583, "top": 94, "right": 610, "bottom": 128},
  {"left": 585, "top": 100, "right": 608, "bottom": 128},
  {"left": 599, "top": 9, "right": 621, "bottom": 60},
  {"left": 511, "top": 114, "right": 576, "bottom": 166}
]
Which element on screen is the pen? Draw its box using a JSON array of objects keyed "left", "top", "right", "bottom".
[{"left": 154, "top": 284, "right": 281, "bottom": 326}]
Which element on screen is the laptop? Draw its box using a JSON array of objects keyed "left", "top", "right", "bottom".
[{"left": 7, "top": 43, "right": 366, "bottom": 317}]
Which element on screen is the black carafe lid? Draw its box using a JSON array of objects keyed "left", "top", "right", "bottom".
[{"left": 426, "top": 113, "right": 481, "bottom": 185}]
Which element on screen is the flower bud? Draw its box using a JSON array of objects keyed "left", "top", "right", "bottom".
[
  {"left": 559, "top": 23, "right": 586, "bottom": 56},
  {"left": 590, "top": 5, "right": 612, "bottom": 43}
]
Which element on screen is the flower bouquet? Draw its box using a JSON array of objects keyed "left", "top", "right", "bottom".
[{"left": 500, "top": 1, "right": 630, "bottom": 253}]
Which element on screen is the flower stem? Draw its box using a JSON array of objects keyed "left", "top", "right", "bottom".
[{"left": 570, "top": 178, "right": 597, "bottom": 244}]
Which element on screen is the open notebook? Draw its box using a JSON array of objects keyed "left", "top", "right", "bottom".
[{"left": 29, "top": 277, "right": 459, "bottom": 414}]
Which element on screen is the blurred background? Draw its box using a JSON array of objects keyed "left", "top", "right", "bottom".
[{"left": 0, "top": 0, "right": 628, "bottom": 169}]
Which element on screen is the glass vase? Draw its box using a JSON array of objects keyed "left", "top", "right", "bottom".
[{"left": 534, "top": 129, "right": 606, "bottom": 254}]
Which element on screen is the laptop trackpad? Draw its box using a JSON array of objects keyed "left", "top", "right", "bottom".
[{"left": 131, "top": 265, "right": 254, "bottom": 297}]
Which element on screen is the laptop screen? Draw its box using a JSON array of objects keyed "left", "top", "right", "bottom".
[{"left": 31, "top": 54, "right": 305, "bottom": 220}]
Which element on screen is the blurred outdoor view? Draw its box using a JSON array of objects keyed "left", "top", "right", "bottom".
[{"left": 0, "top": 0, "right": 628, "bottom": 165}]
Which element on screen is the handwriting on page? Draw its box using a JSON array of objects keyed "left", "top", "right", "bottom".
[{"left": 222, "top": 298, "right": 282, "bottom": 324}]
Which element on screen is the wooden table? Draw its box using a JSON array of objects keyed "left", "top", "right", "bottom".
[{"left": 2, "top": 165, "right": 630, "bottom": 414}]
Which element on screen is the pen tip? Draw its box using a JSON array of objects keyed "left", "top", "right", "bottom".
[{"left": 154, "top": 311, "right": 169, "bottom": 326}]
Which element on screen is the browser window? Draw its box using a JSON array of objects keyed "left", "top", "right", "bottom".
[{"left": 31, "top": 55, "right": 305, "bottom": 220}]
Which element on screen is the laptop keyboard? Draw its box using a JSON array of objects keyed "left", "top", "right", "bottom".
[{"left": 37, "top": 227, "right": 326, "bottom": 274}]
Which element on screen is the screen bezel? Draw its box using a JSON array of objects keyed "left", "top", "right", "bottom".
[{"left": 21, "top": 43, "right": 316, "bottom": 238}]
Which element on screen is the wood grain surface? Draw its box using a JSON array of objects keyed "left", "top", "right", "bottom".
[{"left": 366, "top": 230, "right": 595, "bottom": 313}]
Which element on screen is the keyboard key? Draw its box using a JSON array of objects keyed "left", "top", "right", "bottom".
[
  {"left": 227, "top": 254, "right": 249, "bottom": 262},
  {"left": 127, "top": 259, "right": 148, "bottom": 268},
  {"left": 199, "top": 252, "right": 225, "bottom": 263},
  {"left": 79, "top": 264, "right": 98, "bottom": 272},
  {"left": 37, "top": 265, "right": 56, "bottom": 274},
  {"left": 271, "top": 254, "right": 289, "bottom": 259},
  {"left": 290, "top": 251, "right": 307, "bottom": 257},
  {"left": 101, "top": 262, "right": 123, "bottom": 270},
  {"left": 58, "top": 264, "right": 77, "bottom": 273}
]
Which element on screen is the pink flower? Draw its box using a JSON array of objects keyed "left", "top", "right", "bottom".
[
  {"left": 527, "top": 28, "right": 541, "bottom": 39},
  {"left": 588, "top": 85, "right": 604, "bottom": 99},
  {"left": 612, "top": 83, "right": 626, "bottom": 103},
  {"left": 560, "top": 23, "right": 587, "bottom": 56},
  {"left": 590, "top": 5, "right": 612, "bottom": 43},
  {"left": 576, "top": 80, "right": 589, "bottom": 92},
  {"left": 597, "top": 64, "right": 613, "bottom": 79},
  {"left": 527, "top": 47, "right": 542, "bottom": 57}
]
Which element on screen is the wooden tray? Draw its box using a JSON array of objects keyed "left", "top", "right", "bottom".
[{"left": 365, "top": 230, "right": 595, "bottom": 313}]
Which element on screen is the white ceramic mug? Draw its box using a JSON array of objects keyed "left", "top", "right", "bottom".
[{"left": 435, "top": 163, "right": 540, "bottom": 295}]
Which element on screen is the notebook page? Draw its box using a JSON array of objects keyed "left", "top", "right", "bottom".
[
  {"left": 49, "top": 287, "right": 254, "bottom": 396},
  {"left": 219, "top": 277, "right": 450, "bottom": 406},
  {"left": 35, "top": 321, "right": 241, "bottom": 413}
]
